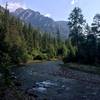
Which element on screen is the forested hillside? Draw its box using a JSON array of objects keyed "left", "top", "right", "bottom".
[
  {"left": 1, "top": 2, "right": 100, "bottom": 100},
  {"left": 0, "top": 5, "right": 69, "bottom": 85}
]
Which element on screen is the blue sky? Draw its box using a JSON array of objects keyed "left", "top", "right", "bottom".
[{"left": 0, "top": 0, "right": 100, "bottom": 24}]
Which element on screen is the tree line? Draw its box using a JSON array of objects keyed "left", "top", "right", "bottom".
[{"left": 63, "top": 7, "right": 100, "bottom": 65}]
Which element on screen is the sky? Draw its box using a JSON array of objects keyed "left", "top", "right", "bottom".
[{"left": 0, "top": 0, "right": 100, "bottom": 24}]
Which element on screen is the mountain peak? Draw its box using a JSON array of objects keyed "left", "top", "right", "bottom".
[
  {"left": 15, "top": 8, "right": 25, "bottom": 15},
  {"left": 15, "top": 8, "right": 24, "bottom": 12},
  {"left": 13, "top": 8, "right": 69, "bottom": 39}
]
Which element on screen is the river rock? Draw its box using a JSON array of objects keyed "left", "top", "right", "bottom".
[
  {"left": 26, "top": 88, "right": 38, "bottom": 98},
  {"left": 14, "top": 80, "right": 22, "bottom": 86},
  {"left": 33, "top": 87, "right": 47, "bottom": 93}
]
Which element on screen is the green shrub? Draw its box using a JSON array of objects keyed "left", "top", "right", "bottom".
[
  {"left": 63, "top": 42, "right": 77, "bottom": 63},
  {"left": 41, "top": 53, "right": 48, "bottom": 60}
]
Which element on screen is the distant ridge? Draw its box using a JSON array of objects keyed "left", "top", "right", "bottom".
[{"left": 13, "top": 8, "right": 69, "bottom": 39}]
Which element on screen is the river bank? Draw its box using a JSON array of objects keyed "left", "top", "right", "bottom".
[
  {"left": 9, "top": 61, "right": 100, "bottom": 100},
  {"left": 62, "top": 63, "right": 100, "bottom": 75},
  {"left": 1, "top": 61, "right": 100, "bottom": 100}
]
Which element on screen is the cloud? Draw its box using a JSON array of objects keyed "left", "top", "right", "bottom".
[
  {"left": 1, "top": 2, "right": 27, "bottom": 12},
  {"left": 8, "top": 2, "right": 27, "bottom": 12},
  {"left": 71, "top": 0, "right": 78, "bottom": 5},
  {"left": 44, "top": 13, "right": 51, "bottom": 17},
  {"left": 3, "top": 0, "right": 22, "bottom": 3}
]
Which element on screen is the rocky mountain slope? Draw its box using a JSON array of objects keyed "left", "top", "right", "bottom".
[{"left": 13, "top": 8, "right": 69, "bottom": 39}]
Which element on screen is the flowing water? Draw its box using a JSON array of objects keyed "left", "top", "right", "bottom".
[{"left": 12, "top": 61, "right": 100, "bottom": 100}]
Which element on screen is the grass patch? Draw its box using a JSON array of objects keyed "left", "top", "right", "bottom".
[{"left": 62, "top": 63, "right": 100, "bottom": 75}]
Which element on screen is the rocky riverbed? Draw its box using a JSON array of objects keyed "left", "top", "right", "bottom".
[{"left": 11, "top": 61, "right": 100, "bottom": 100}]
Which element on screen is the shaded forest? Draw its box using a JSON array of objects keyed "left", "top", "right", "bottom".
[{"left": 63, "top": 7, "right": 100, "bottom": 65}]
